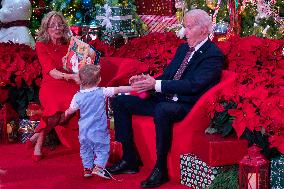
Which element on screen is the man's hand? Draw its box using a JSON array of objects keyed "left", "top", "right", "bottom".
[
  {"left": 129, "top": 74, "right": 148, "bottom": 85},
  {"left": 131, "top": 75, "right": 156, "bottom": 92}
]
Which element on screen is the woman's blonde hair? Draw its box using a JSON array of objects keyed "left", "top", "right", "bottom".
[
  {"left": 79, "top": 64, "right": 101, "bottom": 87},
  {"left": 36, "top": 11, "right": 70, "bottom": 44}
]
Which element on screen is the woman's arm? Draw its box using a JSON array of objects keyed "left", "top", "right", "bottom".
[{"left": 49, "top": 69, "right": 79, "bottom": 83}]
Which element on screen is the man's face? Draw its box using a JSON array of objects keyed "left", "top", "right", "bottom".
[{"left": 183, "top": 16, "right": 202, "bottom": 47}]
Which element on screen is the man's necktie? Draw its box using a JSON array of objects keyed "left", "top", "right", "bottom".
[
  {"left": 173, "top": 47, "right": 195, "bottom": 80},
  {"left": 165, "top": 47, "right": 195, "bottom": 101}
]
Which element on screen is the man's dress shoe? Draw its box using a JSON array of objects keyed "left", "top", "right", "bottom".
[
  {"left": 106, "top": 160, "right": 139, "bottom": 175},
  {"left": 141, "top": 167, "right": 169, "bottom": 188}
]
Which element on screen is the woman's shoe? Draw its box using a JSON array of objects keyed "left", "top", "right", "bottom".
[
  {"left": 25, "top": 140, "right": 35, "bottom": 149},
  {"left": 32, "top": 154, "right": 43, "bottom": 162}
]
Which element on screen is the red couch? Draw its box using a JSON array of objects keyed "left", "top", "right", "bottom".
[{"left": 100, "top": 58, "right": 248, "bottom": 182}]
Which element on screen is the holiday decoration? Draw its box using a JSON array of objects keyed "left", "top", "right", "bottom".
[
  {"left": 81, "top": 25, "right": 102, "bottom": 43},
  {"left": 270, "top": 155, "right": 284, "bottom": 189},
  {"left": 70, "top": 25, "right": 83, "bottom": 36},
  {"left": 0, "top": 104, "right": 19, "bottom": 143},
  {"left": 0, "top": 43, "right": 41, "bottom": 118},
  {"left": 30, "top": 0, "right": 50, "bottom": 36},
  {"left": 64, "top": 37, "right": 101, "bottom": 73},
  {"left": 50, "top": 0, "right": 104, "bottom": 26},
  {"left": 239, "top": 145, "right": 270, "bottom": 189},
  {"left": 0, "top": 0, "right": 35, "bottom": 46},
  {"left": 214, "top": 21, "right": 230, "bottom": 41},
  {"left": 240, "top": 0, "right": 284, "bottom": 39},
  {"left": 208, "top": 36, "right": 284, "bottom": 153},
  {"left": 96, "top": 4, "right": 134, "bottom": 33},
  {"left": 175, "top": 0, "right": 187, "bottom": 23},
  {"left": 206, "top": 0, "right": 217, "bottom": 10},
  {"left": 180, "top": 153, "right": 223, "bottom": 189},
  {"left": 135, "top": 0, "right": 175, "bottom": 16},
  {"left": 139, "top": 15, "right": 178, "bottom": 33},
  {"left": 26, "top": 102, "right": 42, "bottom": 121},
  {"left": 18, "top": 119, "right": 39, "bottom": 143},
  {"left": 193, "top": 134, "right": 248, "bottom": 167},
  {"left": 95, "top": 2, "right": 139, "bottom": 44}
]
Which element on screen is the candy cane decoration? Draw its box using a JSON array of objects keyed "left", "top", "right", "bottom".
[{"left": 209, "top": 0, "right": 222, "bottom": 40}]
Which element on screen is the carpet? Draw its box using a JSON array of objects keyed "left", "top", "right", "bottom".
[{"left": 0, "top": 143, "right": 189, "bottom": 189}]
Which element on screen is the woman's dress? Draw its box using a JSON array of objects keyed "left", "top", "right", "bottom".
[{"left": 35, "top": 41, "right": 80, "bottom": 149}]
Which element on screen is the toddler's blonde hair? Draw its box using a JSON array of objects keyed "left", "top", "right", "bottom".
[{"left": 79, "top": 64, "right": 101, "bottom": 87}]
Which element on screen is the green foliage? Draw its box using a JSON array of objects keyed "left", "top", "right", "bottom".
[
  {"left": 209, "top": 101, "right": 237, "bottom": 137},
  {"left": 209, "top": 166, "right": 239, "bottom": 189},
  {"left": 30, "top": 0, "right": 51, "bottom": 36},
  {"left": 51, "top": 0, "right": 104, "bottom": 25}
]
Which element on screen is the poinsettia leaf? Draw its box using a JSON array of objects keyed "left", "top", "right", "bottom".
[{"left": 221, "top": 120, "right": 233, "bottom": 137}]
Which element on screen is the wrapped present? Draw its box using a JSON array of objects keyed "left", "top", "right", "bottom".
[
  {"left": 0, "top": 104, "right": 19, "bottom": 143},
  {"left": 180, "top": 153, "right": 223, "bottom": 189},
  {"left": 135, "top": 0, "right": 176, "bottom": 16},
  {"left": 139, "top": 15, "right": 178, "bottom": 33},
  {"left": 270, "top": 155, "right": 284, "bottom": 189},
  {"left": 191, "top": 134, "right": 248, "bottom": 166},
  {"left": 18, "top": 119, "right": 40, "bottom": 143},
  {"left": 26, "top": 102, "right": 42, "bottom": 121},
  {"left": 64, "top": 37, "right": 101, "bottom": 73},
  {"left": 95, "top": 4, "right": 138, "bottom": 40},
  {"left": 108, "top": 141, "right": 123, "bottom": 164}
]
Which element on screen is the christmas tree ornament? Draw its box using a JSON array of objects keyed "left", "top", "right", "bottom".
[
  {"left": 206, "top": 0, "right": 217, "bottom": 10},
  {"left": 82, "top": 0, "right": 92, "bottom": 8},
  {"left": 214, "top": 21, "right": 229, "bottom": 35},
  {"left": 214, "top": 21, "right": 230, "bottom": 41}
]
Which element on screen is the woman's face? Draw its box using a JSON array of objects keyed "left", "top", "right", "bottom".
[{"left": 47, "top": 15, "right": 65, "bottom": 43}]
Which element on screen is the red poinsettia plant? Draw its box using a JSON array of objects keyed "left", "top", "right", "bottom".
[
  {"left": 0, "top": 43, "right": 41, "bottom": 87},
  {"left": 113, "top": 32, "right": 185, "bottom": 77},
  {"left": 0, "top": 42, "right": 42, "bottom": 117},
  {"left": 208, "top": 36, "right": 284, "bottom": 154}
]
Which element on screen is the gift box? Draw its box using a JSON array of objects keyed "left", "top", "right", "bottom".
[
  {"left": 135, "top": 0, "right": 175, "bottom": 16},
  {"left": 108, "top": 141, "right": 123, "bottom": 164},
  {"left": 18, "top": 119, "right": 40, "bottom": 143},
  {"left": 0, "top": 104, "right": 19, "bottom": 143},
  {"left": 180, "top": 153, "right": 223, "bottom": 189},
  {"left": 96, "top": 5, "right": 136, "bottom": 35},
  {"left": 270, "top": 155, "right": 284, "bottom": 189},
  {"left": 191, "top": 134, "right": 248, "bottom": 166},
  {"left": 139, "top": 15, "right": 178, "bottom": 33}
]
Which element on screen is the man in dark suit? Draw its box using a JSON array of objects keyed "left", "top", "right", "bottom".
[{"left": 107, "top": 9, "right": 225, "bottom": 188}]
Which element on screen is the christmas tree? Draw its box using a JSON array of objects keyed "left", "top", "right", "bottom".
[
  {"left": 50, "top": 0, "right": 104, "bottom": 25},
  {"left": 30, "top": 0, "right": 51, "bottom": 36}
]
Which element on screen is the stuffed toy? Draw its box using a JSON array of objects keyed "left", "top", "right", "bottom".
[{"left": 0, "top": 0, "right": 35, "bottom": 47}]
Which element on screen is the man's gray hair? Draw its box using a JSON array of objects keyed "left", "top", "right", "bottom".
[{"left": 185, "top": 9, "right": 213, "bottom": 35}]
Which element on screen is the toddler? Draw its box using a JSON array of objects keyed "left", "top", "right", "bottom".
[{"left": 64, "top": 64, "right": 132, "bottom": 178}]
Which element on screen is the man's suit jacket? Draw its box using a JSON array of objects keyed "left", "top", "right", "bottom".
[{"left": 156, "top": 39, "right": 224, "bottom": 105}]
